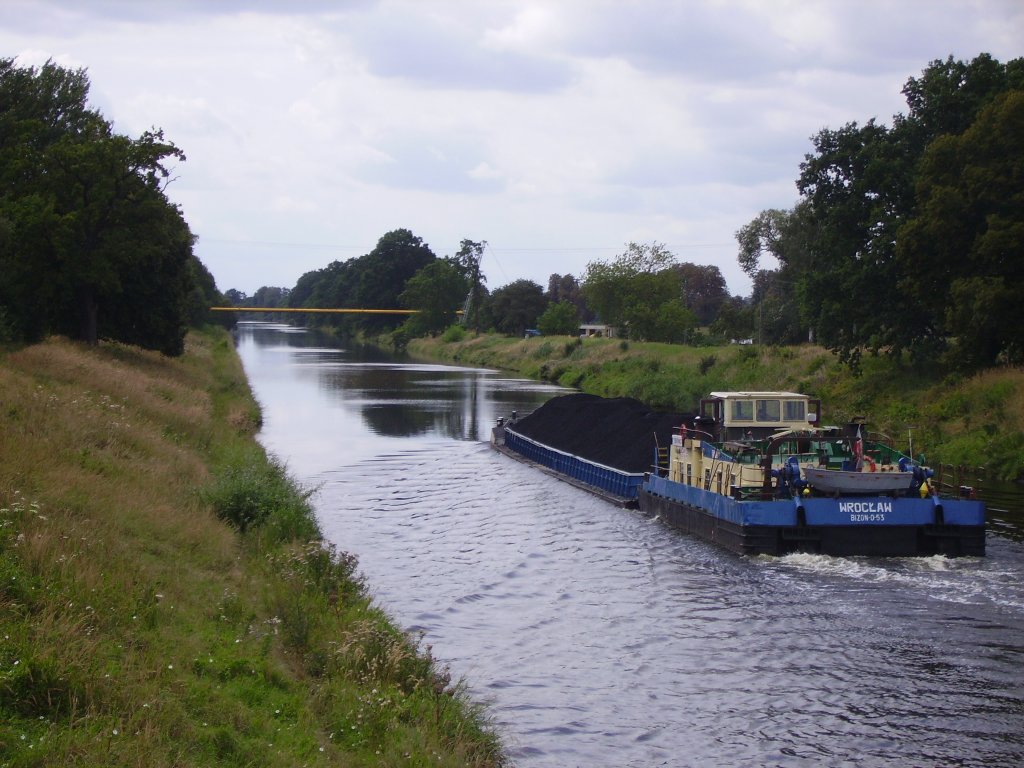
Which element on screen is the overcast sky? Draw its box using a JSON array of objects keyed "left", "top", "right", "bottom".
[{"left": 2, "top": 1, "right": 1021, "bottom": 297}]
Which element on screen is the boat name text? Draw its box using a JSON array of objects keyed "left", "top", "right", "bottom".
[{"left": 839, "top": 501, "right": 892, "bottom": 522}]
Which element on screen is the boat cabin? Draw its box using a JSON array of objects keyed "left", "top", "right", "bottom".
[{"left": 696, "top": 391, "right": 821, "bottom": 442}]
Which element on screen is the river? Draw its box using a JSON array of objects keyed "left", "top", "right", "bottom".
[{"left": 237, "top": 322, "right": 1024, "bottom": 768}]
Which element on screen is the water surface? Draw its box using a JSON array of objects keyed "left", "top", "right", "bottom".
[{"left": 238, "top": 322, "right": 1024, "bottom": 768}]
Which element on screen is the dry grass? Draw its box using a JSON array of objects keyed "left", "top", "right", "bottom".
[{"left": 1, "top": 332, "right": 507, "bottom": 766}]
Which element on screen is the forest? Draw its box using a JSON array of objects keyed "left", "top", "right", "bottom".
[{"left": 234, "top": 53, "right": 1023, "bottom": 373}]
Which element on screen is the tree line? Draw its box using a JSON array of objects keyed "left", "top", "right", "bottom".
[
  {"left": 736, "top": 53, "right": 1024, "bottom": 371},
  {"left": 0, "top": 58, "right": 221, "bottom": 356},
  {"left": 229, "top": 231, "right": 734, "bottom": 346},
  {"left": 7, "top": 53, "right": 1019, "bottom": 369}
]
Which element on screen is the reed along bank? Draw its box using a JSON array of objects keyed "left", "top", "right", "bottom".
[
  {"left": 0, "top": 329, "right": 506, "bottom": 767},
  {"left": 408, "top": 333, "right": 1024, "bottom": 484}
]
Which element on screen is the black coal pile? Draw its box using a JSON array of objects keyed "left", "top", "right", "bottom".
[{"left": 509, "top": 393, "right": 693, "bottom": 472}]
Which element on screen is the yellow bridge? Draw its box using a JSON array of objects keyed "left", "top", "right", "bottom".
[{"left": 210, "top": 307, "right": 425, "bottom": 315}]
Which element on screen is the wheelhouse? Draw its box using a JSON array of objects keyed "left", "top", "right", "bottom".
[{"left": 697, "top": 391, "right": 821, "bottom": 442}]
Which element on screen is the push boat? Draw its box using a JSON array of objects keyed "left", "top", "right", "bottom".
[{"left": 493, "top": 391, "right": 985, "bottom": 557}]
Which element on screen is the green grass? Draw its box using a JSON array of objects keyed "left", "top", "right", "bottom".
[
  {"left": 0, "top": 330, "right": 506, "bottom": 767},
  {"left": 410, "top": 334, "right": 1024, "bottom": 481}
]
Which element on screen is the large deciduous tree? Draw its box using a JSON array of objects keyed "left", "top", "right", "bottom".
[
  {"left": 490, "top": 279, "right": 546, "bottom": 336},
  {"left": 582, "top": 242, "right": 695, "bottom": 342},
  {"left": 675, "top": 262, "right": 728, "bottom": 326},
  {"left": 734, "top": 204, "right": 816, "bottom": 345},
  {"left": 286, "top": 229, "right": 437, "bottom": 334},
  {"left": 737, "top": 53, "right": 1023, "bottom": 370},
  {"left": 546, "top": 273, "right": 593, "bottom": 322},
  {"left": 356, "top": 229, "right": 437, "bottom": 331},
  {"left": 452, "top": 239, "right": 487, "bottom": 333},
  {"left": 536, "top": 300, "right": 579, "bottom": 336},
  {"left": 896, "top": 89, "right": 1024, "bottom": 367},
  {"left": 399, "top": 259, "right": 468, "bottom": 336},
  {"left": 0, "top": 58, "right": 198, "bottom": 355}
]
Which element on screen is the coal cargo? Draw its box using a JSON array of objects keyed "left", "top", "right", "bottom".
[{"left": 509, "top": 393, "right": 692, "bottom": 473}]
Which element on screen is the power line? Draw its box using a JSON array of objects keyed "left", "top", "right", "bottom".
[{"left": 199, "top": 238, "right": 732, "bottom": 252}]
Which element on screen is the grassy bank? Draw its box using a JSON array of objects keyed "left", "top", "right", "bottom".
[
  {"left": 0, "top": 330, "right": 505, "bottom": 767},
  {"left": 409, "top": 333, "right": 1024, "bottom": 482}
]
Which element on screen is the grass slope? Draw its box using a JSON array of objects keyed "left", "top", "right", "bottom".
[
  {"left": 0, "top": 330, "right": 505, "bottom": 767},
  {"left": 410, "top": 334, "right": 1024, "bottom": 482}
]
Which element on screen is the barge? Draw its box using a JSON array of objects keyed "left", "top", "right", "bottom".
[{"left": 494, "top": 392, "right": 985, "bottom": 557}]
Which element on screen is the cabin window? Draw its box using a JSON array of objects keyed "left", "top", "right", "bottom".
[
  {"left": 756, "top": 399, "right": 781, "bottom": 422},
  {"left": 731, "top": 400, "right": 754, "bottom": 421},
  {"left": 784, "top": 400, "right": 806, "bottom": 421}
]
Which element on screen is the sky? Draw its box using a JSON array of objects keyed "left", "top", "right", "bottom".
[{"left": 1, "top": 1, "right": 1021, "bottom": 298}]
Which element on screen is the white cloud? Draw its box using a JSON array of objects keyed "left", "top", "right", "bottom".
[{"left": 1, "top": 0, "right": 1021, "bottom": 297}]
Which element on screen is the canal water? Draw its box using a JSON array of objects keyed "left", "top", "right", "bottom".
[{"left": 237, "top": 322, "right": 1024, "bottom": 768}]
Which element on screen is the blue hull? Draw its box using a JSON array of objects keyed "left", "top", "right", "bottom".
[
  {"left": 502, "top": 428, "right": 644, "bottom": 502},
  {"left": 641, "top": 474, "right": 986, "bottom": 557}
]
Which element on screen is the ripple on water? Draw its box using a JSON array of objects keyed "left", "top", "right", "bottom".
[{"left": 310, "top": 441, "right": 1024, "bottom": 768}]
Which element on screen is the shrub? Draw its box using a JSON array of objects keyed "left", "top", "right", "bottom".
[
  {"left": 537, "top": 301, "right": 580, "bottom": 336},
  {"left": 562, "top": 337, "right": 583, "bottom": 357},
  {"left": 441, "top": 325, "right": 466, "bottom": 343},
  {"left": 534, "top": 341, "right": 554, "bottom": 358},
  {"left": 202, "top": 451, "right": 317, "bottom": 542}
]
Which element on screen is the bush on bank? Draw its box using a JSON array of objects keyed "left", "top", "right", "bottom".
[
  {"left": 409, "top": 333, "right": 1024, "bottom": 482},
  {"left": 0, "top": 329, "right": 505, "bottom": 767}
]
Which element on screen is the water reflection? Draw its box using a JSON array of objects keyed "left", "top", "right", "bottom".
[{"left": 234, "top": 322, "right": 561, "bottom": 472}]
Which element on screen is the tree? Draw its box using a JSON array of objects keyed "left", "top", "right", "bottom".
[
  {"left": 546, "top": 273, "right": 593, "bottom": 322},
  {"left": 896, "top": 89, "right": 1024, "bottom": 368},
  {"left": 399, "top": 259, "right": 468, "bottom": 337},
  {"left": 186, "top": 255, "right": 224, "bottom": 328},
  {"left": 536, "top": 300, "right": 579, "bottom": 336},
  {"left": 452, "top": 239, "right": 487, "bottom": 333},
  {"left": 252, "top": 286, "right": 290, "bottom": 308},
  {"left": 0, "top": 58, "right": 199, "bottom": 354},
  {"left": 282, "top": 229, "right": 437, "bottom": 334},
  {"left": 582, "top": 242, "right": 691, "bottom": 342},
  {"left": 785, "top": 53, "right": 1024, "bottom": 367},
  {"left": 222, "top": 288, "right": 247, "bottom": 306},
  {"left": 795, "top": 119, "right": 924, "bottom": 363},
  {"left": 490, "top": 279, "right": 546, "bottom": 336},
  {"left": 901, "top": 53, "right": 1024, "bottom": 141},
  {"left": 711, "top": 296, "right": 754, "bottom": 342},
  {"left": 675, "top": 263, "right": 728, "bottom": 326},
  {"left": 734, "top": 204, "right": 815, "bottom": 345},
  {"left": 355, "top": 229, "right": 437, "bottom": 332}
]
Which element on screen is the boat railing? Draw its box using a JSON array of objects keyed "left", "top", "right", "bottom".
[{"left": 932, "top": 462, "right": 1016, "bottom": 506}]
